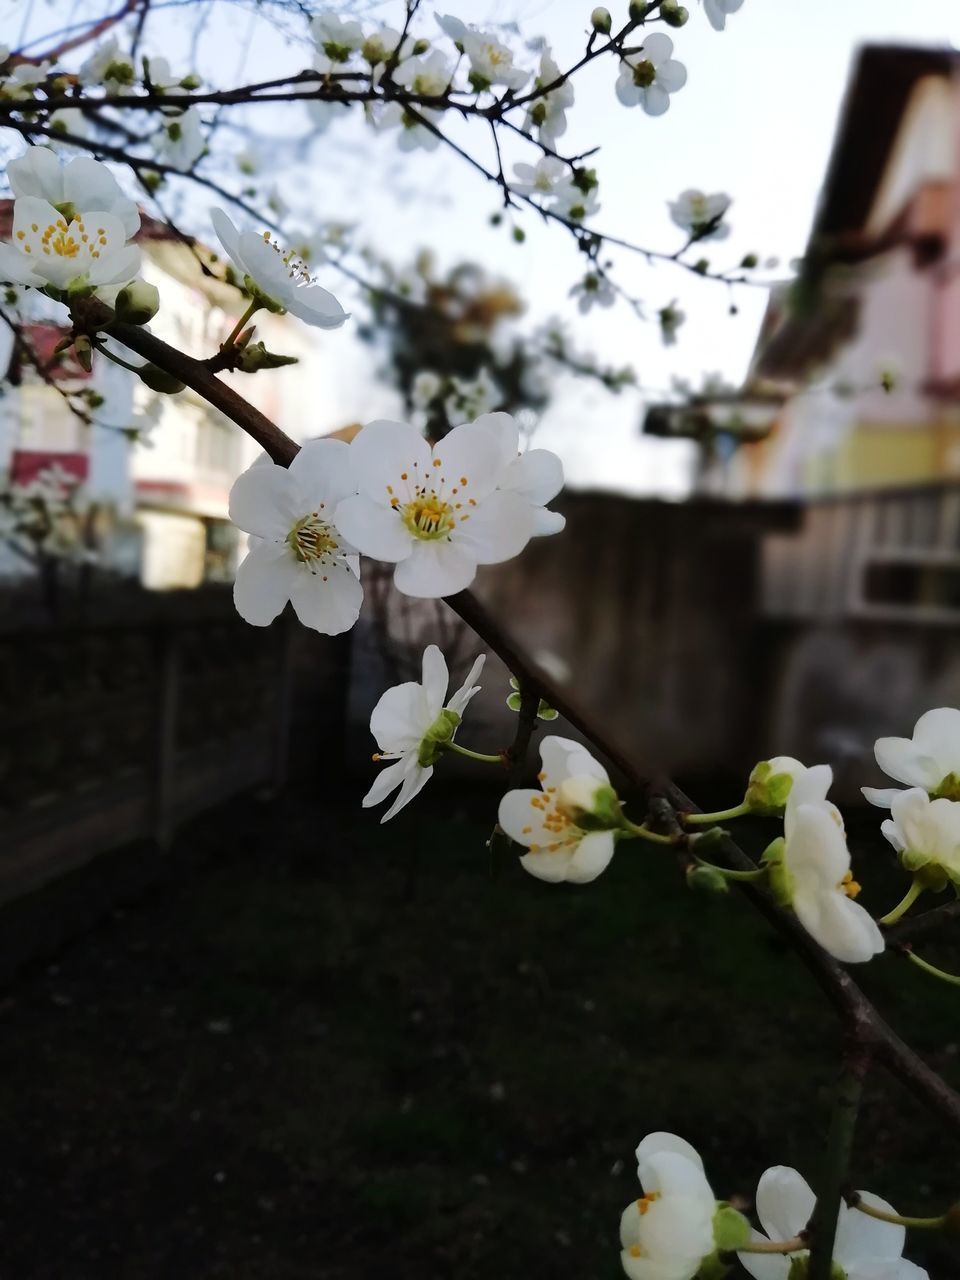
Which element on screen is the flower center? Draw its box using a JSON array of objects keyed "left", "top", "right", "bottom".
[
  {"left": 522, "top": 774, "right": 583, "bottom": 853},
  {"left": 636, "top": 1192, "right": 661, "bottom": 1216},
  {"left": 400, "top": 491, "right": 456, "bottom": 540},
  {"left": 631, "top": 58, "right": 656, "bottom": 88},
  {"left": 17, "top": 214, "right": 110, "bottom": 262},
  {"left": 287, "top": 512, "right": 339, "bottom": 566},
  {"left": 838, "top": 870, "right": 861, "bottom": 899},
  {"left": 261, "top": 231, "right": 314, "bottom": 284}
]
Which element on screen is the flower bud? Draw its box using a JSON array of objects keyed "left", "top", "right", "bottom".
[
  {"left": 686, "top": 865, "right": 729, "bottom": 896},
  {"left": 628, "top": 1, "right": 646, "bottom": 21},
  {"left": 745, "top": 760, "right": 796, "bottom": 815},
  {"left": 114, "top": 279, "right": 160, "bottom": 326},
  {"left": 590, "top": 7, "right": 612, "bottom": 33},
  {"left": 556, "top": 775, "right": 621, "bottom": 830},
  {"left": 235, "top": 341, "right": 299, "bottom": 372},
  {"left": 740, "top": 253, "right": 759, "bottom": 269},
  {"left": 660, "top": 1, "right": 689, "bottom": 26},
  {"left": 73, "top": 334, "right": 93, "bottom": 373}
]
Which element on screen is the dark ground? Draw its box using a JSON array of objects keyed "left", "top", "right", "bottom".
[{"left": 1, "top": 783, "right": 959, "bottom": 1280}]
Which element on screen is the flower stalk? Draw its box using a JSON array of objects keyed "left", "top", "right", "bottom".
[{"left": 878, "top": 877, "right": 925, "bottom": 927}]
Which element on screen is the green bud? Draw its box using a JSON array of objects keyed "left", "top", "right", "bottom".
[
  {"left": 660, "top": 1, "right": 690, "bottom": 26},
  {"left": 529, "top": 102, "right": 547, "bottom": 126},
  {"left": 512, "top": 226, "right": 526, "bottom": 244},
  {"left": 235, "top": 341, "right": 299, "bottom": 372},
  {"left": 879, "top": 367, "right": 897, "bottom": 394},
  {"left": 84, "top": 390, "right": 105, "bottom": 409},
  {"left": 412, "top": 38, "right": 430, "bottom": 55},
  {"left": 686, "top": 865, "right": 730, "bottom": 896},
  {"left": 713, "top": 1205, "right": 752, "bottom": 1252},
  {"left": 73, "top": 334, "right": 93, "bottom": 373},
  {"left": 590, "top": 7, "right": 613, "bottom": 33},
  {"left": 140, "top": 170, "right": 162, "bottom": 193},
  {"left": 573, "top": 167, "right": 599, "bottom": 193},
  {"left": 137, "top": 364, "right": 186, "bottom": 394},
  {"left": 180, "top": 74, "right": 201, "bottom": 90},
  {"left": 114, "top": 279, "right": 160, "bottom": 326},
  {"left": 167, "top": 120, "right": 183, "bottom": 142},
  {"left": 468, "top": 70, "right": 492, "bottom": 93},
  {"left": 628, "top": 0, "right": 647, "bottom": 21},
  {"left": 745, "top": 761, "right": 795, "bottom": 816},
  {"left": 740, "top": 253, "right": 759, "bottom": 269},
  {"left": 694, "top": 258, "right": 710, "bottom": 275},
  {"left": 417, "top": 708, "right": 461, "bottom": 768},
  {"left": 761, "top": 837, "right": 793, "bottom": 906},
  {"left": 697, "top": 1252, "right": 732, "bottom": 1280}
]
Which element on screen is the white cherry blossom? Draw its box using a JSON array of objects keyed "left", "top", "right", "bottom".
[
  {"left": 616, "top": 34, "right": 687, "bottom": 115},
  {"left": 8, "top": 147, "right": 140, "bottom": 238},
  {"left": 211, "top": 208, "right": 347, "bottom": 329},
  {"left": 311, "top": 11, "right": 364, "bottom": 61},
  {"left": 1, "top": 60, "right": 52, "bottom": 100},
  {"left": 393, "top": 48, "right": 453, "bottom": 95},
  {"left": 550, "top": 179, "right": 600, "bottom": 222},
  {"left": 499, "top": 737, "right": 618, "bottom": 883},
  {"left": 620, "top": 1133, "right": 717, "bottom": 1280},
  {"left": 703, "top": 0, "right": 746, "bottom": 32},
  {"left": 364, "top": 645, "right": 485, "bottom": 822},
  {"left": 669, "top": 189, "right": 731, "bottom": 240},
  {"left": 571, "top": 272, "right": 616, "bottom": 314},
  {"left": 771, "top": 795, "right": 884, "bottom": 964},
  {"left": 523, "top": 50, "right": 573, "bottom": 144},
  {"left": 378, "top": 101, "right": 442, "bottom": 151},
  {"left": 511, "top": 155, "right": 566, "bottom": 199},
  {"left": 746, "top": 755, "right": 832, "bottom": 815},
  {"left": 79, "top": 37, "right": 134, "bottom": 91},
  {"left": 862, "top": 707, "right": 960, "bottom": 808},
  {"left": 157, "top": 107, "right": 205, "bottom": 171},
  {"left": 335, "top": 417, "right": 546, "bottom": 597},
  {"left": 228, "top": 440, "right": 362, "bottom": 635},
  {"left": 444, "top": 367, "right": 500, "bottom": 423},
  {"left": 0, "top": 196, "right": 140, "bottom": 291},
  {"left": 880, "top": 788, "right": 960, "bottom": 887},
  {"left": 738, "top": 1166, "right": 928, "bottom": 1280}
]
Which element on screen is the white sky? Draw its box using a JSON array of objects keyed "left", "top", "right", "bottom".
[{"left": 4, "top": 0, "right": 960, "bottom": 494}]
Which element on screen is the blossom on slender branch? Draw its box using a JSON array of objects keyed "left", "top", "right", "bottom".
[
  {"left": 8, "top": 147, "right": 140, "bottom": 238},
  {"left": 444, "top": 367, "right": 501, "bottom": 423},
  {"left": 862, "top": 707, "right": 960, "bottom": 808},
  {"left": 0, "top": 196, "right": 140, "bottom": 292},
  {"left": 619, "top": 1133, "right": 717, "bottom": 1280},
  {"left": 511, "top": 156, "right": 566, "bottom": 199},
  {"left": 211, "top": 208, "right": 347, "bottom": 329},
  {"left": 499, "top": 736, "right": 620, "bottom": 883},
  {"left": 658, "top": 302, "right": 686, "bottom": 345},
  {"left": 311, "top": 11, "right": 364, "bottom": 62},
  {"left": 523, "top": 50, "right": 574, "bottom": 144},
  {"left": 703, "top": 0, "right": 745, "bottom": 33},
  {"left": 669, "top": 190, "right": 731, "bottom": 240},
  {"left": 228, "top": 440, "right": 362, "bottom": 635},
  {"left": 364, "top": 645, "right": 486, "bottom": 822},
  {"left": 766, "top": 789, "right": 884, "bottom": 964},
  {"left": 436, "top": 15, "right": 528, "bottom": 90},
  {"left": 156, "top": 107, "right": 205, "bottom": 171},
  {"left": 571, "top": 272, "right": 616, "bottom": 314},
  {"left": 335, "top": 416, "right": 555, "bottom": 597},
  {"left": 0, "top": 61, "right": 53, "bottom": 100},
  {"left": 615, "top": 34, "right": 687, "bottom": 115},
  {"left": 880, "top": 788, "right": 960, "bottom": 889},
  {"left": 738, "top": 1166, "right": 928, "bottom": 1280},
  {"left": 550, "top": 180, "right": 600, "bottom": 223},
  {"left": 79, "top": 37, "right": 135, "bottom": 92}
]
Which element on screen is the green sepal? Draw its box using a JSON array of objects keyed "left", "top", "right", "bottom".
[
  {"left": 713, "top": 1205, "right": 752, "bottom": 1253},
  {"left": 932, "top": 772, "right": 960, "bottom": 801},
  {"left": 696, "top": 1251, "right": 731, "bottom": 1280},
  {"left": 417, "top": 708, "right": 461, "bottom": 768},
  {"left": 137, "top": 364, "right": 186, "bottom": 394},
  {"left": 745, "top": 761, "right": 795, "bottom": 816},
  {"left": 687, "top": 866, "right": 730, "bottom": 896},
  {"left": 243, "top": 275, "right": 286, "bottom": 315},
  {"left": 762, "top": 837, "right": 793, "bottom": 906}
]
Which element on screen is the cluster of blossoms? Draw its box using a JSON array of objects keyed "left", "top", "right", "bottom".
[
  {"left": 0, "top": 464, "right": 96, "bottom": 564},
  {"left": 229, "top": 411, "right": 564, "bottom": 636},
  {"left": 614, "top": 1132, "right": 927, "bottom": 1280}
]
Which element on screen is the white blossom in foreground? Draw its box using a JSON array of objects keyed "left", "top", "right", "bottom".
[
  {"left": 615, "top": 34, "right": 687, "bottom": 115},
  {"left": 880, "top": 788, "right": 960, "bottom": 888},
  {"left": 211, "top": 209, "right": 347, "bottom": 329},
  {"left": 511, "top": 155, "right": 566, "bottom": 199},
  {"left": 620, "top": 1133, "right": 716, "bottom": 1280},
  {"left": 703, "top": 0, "right": 746, "bottom": 32},
  {"left": 157, "top": 107, "right": 205, "bottom": 171},
  {"left": 669, "top": 190, "right": 731, "bottom": 240},
  {"left": 769, "top": 794, "right": 884, "bottom": 964},
  {"left": 499, "top": 736, "right": 619, "bottom": 883},
  {"left": 0, "top": 197, "right": 140, "bottom": 292},
  {"left": 476, "top": 411, "right": 565, "bottom": 535},
  {"left": 523, "top": 50, "right": 573, "bottom": 144},
  {"left": 571, "top": 272, "right": 616, "bottom": 314},
  {"left": 8, "top": 147, "right": 140, "bottom": 238},
  {"left": 364, "top": 645, "right": 485, "bottom": 822},
  {"left": 862, "top": 707, "right": 960, "bottom": 808},
  {"left": 335, "top": 417, "right": 552, "bottom": 597},
  {"left": 738, "top": 1166, "right": 928, "bottom": 1280},
  {"left": 228, "top": 440, "right": 362, "bottom": 635}
]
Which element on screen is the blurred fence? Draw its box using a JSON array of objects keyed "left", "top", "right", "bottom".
[{"left": 0, "top": 586, "right": 306, "bottom": 907}]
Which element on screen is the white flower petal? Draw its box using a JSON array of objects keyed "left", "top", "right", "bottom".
[
  {"left": 370, "top": 682, "right": 430, "bottom": 752},
  {"left": 229, "top": 461, "right": 299, "bottom": 538},
  {"left": 420, "top": 643, "right": 450, "bottom": 720},
  {"left": 862, "top": 787, "right": 903, "bottom": 810},
  {"left": 233, "top": 541, "right": 296, "bottom": 625},
  {"left": 289, "top": 564, "right": 363, "bottom": 635},
  {"left": 635, "top": 1132, "right": 704, "bottom": 1176},
  {"left": 502, "top": 448, "right": 564, "bottom": 504},
  {"left": 835, "top": 1193, "right": 905, "bottom": 1265},
  {"left": 393, "top": 539, "right": 478, "bottom": 598},
  {"left": 455, "top": 490, "right": 534, "bottom": 565},
  {"left": 334, "top": 494, "right": 412, "bottom": 562},
  {"left": 755, "top": 1166, "right": 816, "bottom": 1243},
  {"left": 520, "top": 848, "right": 577, "bottom": 883},
  {"left": 874, "top": 736, "right": 940, "bottom": 789},
  {"left": 565, "top": 830, "right": 615, "bottom": 882},
  {"left": 642, "top": 33, "right": 675, "bottom": 65},
  {"left": 363, "top": 756, "right": 408, "bottom": 809},
  {"left": 447, "top": 653, "right": 485, "bottom": 717},
  {"left": 381, "top": 756, "right": 433, "bottom": 822},
  {"left": 349, "top": 419, "right": 432, "bottom": 505},
  {"left": 499, "top": 789, "right": 556, "bottom": 848},
  {"left": 211, "top": 206, "right": 242, "bottom": 262},
  {"left": 642, "top": 85, "right": 671, "bottom": 116},
  {"left": 431, "top": 418, "right": 506, "bottom": 501},
  {"left": 289, "top": 437, "right": 356, "bottom": 510},
  {"left": 737, "top": 1236, "right": 792, "bottom": 1280},
  {"left": 283, "top": 280, "right": 348, "bottom": 329},
  {"left": 656, "top": 59, "right": 687, "bottom": 92}
]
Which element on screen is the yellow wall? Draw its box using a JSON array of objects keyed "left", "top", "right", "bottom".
[{"left": 801, "top": 421, "right": 960, "bottom": 492}]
